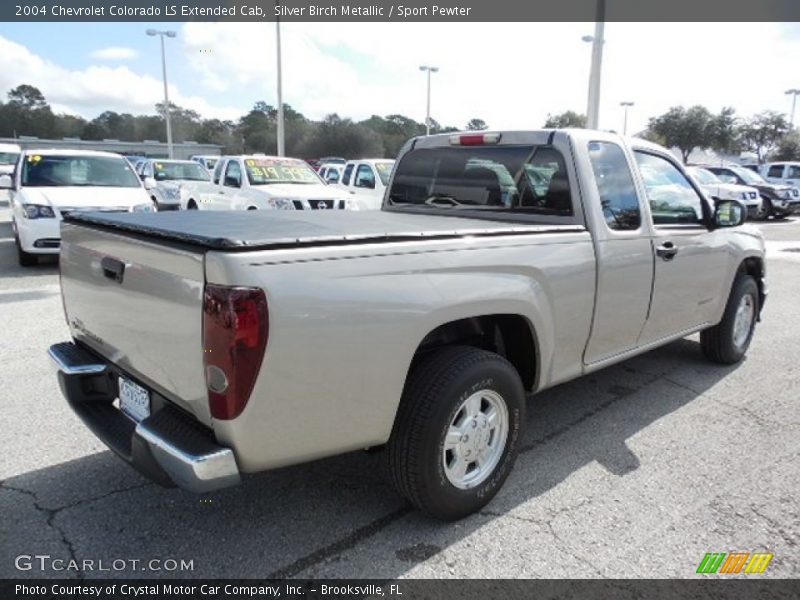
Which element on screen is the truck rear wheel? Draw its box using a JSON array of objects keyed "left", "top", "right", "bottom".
[
  {"left": 387, "top": 346, "right": 525, "bottom": 520},
  {"left": 700, "top": 274, "right": 758, "bottom": 364}
]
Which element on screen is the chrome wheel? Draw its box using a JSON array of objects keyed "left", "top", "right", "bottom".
[
  {"left": 443, "top": 389, "right": 509, "bottom": 490},
  {"left": 732, "top": 294, "right": 755, "bottom": 350}
]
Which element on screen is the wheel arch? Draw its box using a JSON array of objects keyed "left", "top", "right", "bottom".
[
  {"left": 407, "top": 314, "right": 540, "bottom": 393},
  {"left": 738, "top": 255, "right": 766, "bottom": 318}
]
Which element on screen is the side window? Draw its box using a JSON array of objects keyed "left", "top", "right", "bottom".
[
  {"left": 787, "top": 165, "right": 800, "bottom": 179},
  {"left": 342, "top": 163, "right": 354, "bottom": 186},
  {"left": 587, "top": 142, "right": 641, "bottom": 231},
  {"left": 213, "top": 160, "right": 225, "bottom": 184},
  {"left": 354, "top": 164, "right": 376, "bottom": 188},
  {"left": 634, "top": 152, "right": 704, "bottom": 226},
  {"left": 767, "top": 165, "right": 784, "bottom": 178},
  {"left": 711, "top": 169, "right": 738, "bottom": 185},
  {"left": 224, "top": 160, "right": 242, "bottom": 188}
]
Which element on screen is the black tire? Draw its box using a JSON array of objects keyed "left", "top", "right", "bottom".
[
  {"left": 772, "top": 212, "right": 788, "bottom": 220},
  {"left": 387, "top": 346, "right": 525, "bottom": 521},
  {"left": 700, "top": 274, "right": 758, "bottom": 364},
  {"left": 754, "top": 197, "right": 772, "bottom": 221},
  {"left": 187, "top": 200, "right": 198, "bottom": 210},
  {"left": 247, "top": 206, "right": 257, "bottom": 211},
  {"left": 14, "top": 230, "right": 38, "bottom": 267}
]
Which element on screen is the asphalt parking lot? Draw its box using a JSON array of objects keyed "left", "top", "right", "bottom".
[{"left": 1, "top": 203, "right": 798, "bottom": 580}]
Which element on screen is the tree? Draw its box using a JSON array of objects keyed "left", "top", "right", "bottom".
[
  {"left": 708, "top": 107, "right": 742, "bottom": 156},
  {"left": 771, "top": 130, "right": 800, "bottom": 161},
  {"left": 466, "top": 118, "right": 488, "bottom": 131},
  {"left": 544, "top": 111, "right": 586, "bottom": 128},
  {"left": 739, "top": 111, "right": 790, "bottom": 163},
  {"left": 7, "top": 84, "right": 47, "bottom": 110},
  {"left": 647, "top": 105, "right": 713, "bottom": 163},
  {"left": 299, "top": 114, "right": 382, "bottom": 158}
]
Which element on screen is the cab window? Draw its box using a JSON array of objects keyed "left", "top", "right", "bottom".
[
  {"left": 634, "top": 152, "right": 704, "bottom": 226},
  {"left": 213, "top": 160, "right": 225, "bottom": 184},
  {"left": 224, "top": 160, "right": 242, "bottom": 188},
  {"left": 587, "top": 142, "right": 640, "bottom": 231},
  {"left": 342, "top": 164, "right": 354, "bottom": 186},
  {"left": 767, "top": 164, "right": 784, "bottom": 178},
  {"left": 355, "top": 165, "right": 376, "bottom": 188}
]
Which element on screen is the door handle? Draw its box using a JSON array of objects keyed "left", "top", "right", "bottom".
[{"left": 656, "top": 241, "right": 678, "bottom": 260}]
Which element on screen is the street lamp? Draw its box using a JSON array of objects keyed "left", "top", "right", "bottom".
[
  {"left": 620, "top": 101, "right": 634, "bottom": 135},
  {"left": 419, "top": 65, "right": 439, "bottom": 136},
  {"left": 786, "top": 89, "right": 800, "bottom": 128},
  {"left": 146, "top": 29, "right": 177, "bottom": 159},
  {"left": 276, "top": 1, "right": 285, "bottom": 156},
  {"left": 582, "top": 0, "right": 606, "bottom": 130}
]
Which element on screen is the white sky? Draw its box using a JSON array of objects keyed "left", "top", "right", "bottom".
[{"left": 1, "top": 22, "right": 799, "bottom": 134}]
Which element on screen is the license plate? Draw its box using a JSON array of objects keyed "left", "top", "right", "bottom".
[{"left": 119, "top": 376, "right": 151, "bottom": 422}]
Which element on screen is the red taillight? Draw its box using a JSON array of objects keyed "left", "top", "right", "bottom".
[
  {"left": 202, "top": 284, "right": 269, "bottom": 420},
  {"left": 449, "top": 132, "right": 502, "bottom": 146}
]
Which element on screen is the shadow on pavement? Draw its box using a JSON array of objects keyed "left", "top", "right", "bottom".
[{"left": 1, "top": 337, "right": 742, "bottom": 579}]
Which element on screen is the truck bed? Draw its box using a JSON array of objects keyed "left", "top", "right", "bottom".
[{"left": 65, "top": 210, "right": 584, "bottom": 251}]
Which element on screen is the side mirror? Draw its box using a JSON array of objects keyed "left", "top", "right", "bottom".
[
  {"left": 0, "top": 174, "right": 12, "bottom": 190},
  {"left": 713, "top": 199, "right": 745, "bottom": 228},
  {"left": 143, "top": 177, "right": 157, "bottom": 190}
]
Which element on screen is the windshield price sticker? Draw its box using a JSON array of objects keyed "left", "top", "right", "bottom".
[{"left": 246, "top": 162, "right": 316, "bottom": 182}]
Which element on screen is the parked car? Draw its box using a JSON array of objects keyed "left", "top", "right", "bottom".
[
  {"left": 0, "top": 149, "right": 154, "bottom": 266},
  {"left": 50, "top": 129, "right": 765, "bottom": 520},
  {"left": 198, "top": 155, "right": 355, "bottom": 211},
  {"left": 0, "top": 142, "right": 21, "bottom": 176},
  {"left": 0, "top": 142, "right": 20, "bottom": 202},
  {"left": 686, "top": 166, "right": 763, "bottom": 220},
  {"left": 337, "top": 159, "right": 395, "bottom": 210},
  {"left": 704, "top": 164, "right": 800, "bottom": 220},
  {"left": 138, "top": 159, "right": 216, "bottom": 211},
  {"left": 318, "top": 163, "right": 344, "bottom": 184},
  {"left": 189, "top": 155, "right": 221, "bottom": 173},
  {"left": 759, "top": 161, "right": 800, "bottom": 187}
]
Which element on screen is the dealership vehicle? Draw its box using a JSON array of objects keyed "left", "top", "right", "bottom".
[
  {"left": 759, "top": 161, "right": 800, "bottom": 187},
  {"left": 705, "top": 164, "right": 800, "bottom": 220},
  {"left": 337, "top": 159, "right": 395, "bottom": 209},
  {"left": 1, "top": 149, "right": 155, "bottom": 266},
  {"left": 50, "top": 130, "right": 765, "bottom": 520},
  {"left": 138, "top": 159, "right": 216, "bottom": 211},
  {"left": 318, "top": 163, "right": 344, "bottom": 184},
  {"left": 190, "top": 155, "right": 220, "bottom": 173},
  {"left": 0, "top": 142, "right": 21, "bottom": 175},
  {"left": 198, "top": 155, "right": 355, "bottom": 211},
  {"left": 687, "top": 166, "right": 763, "bottom": 220},
  {"left": 0, "top": 142, "right": 20, "bottom": 201}
]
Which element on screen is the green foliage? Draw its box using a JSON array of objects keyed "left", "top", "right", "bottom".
[
  {"left": 647, "top": 105, "right": 714, "bottom": 163},
  {"left": 466, "top": 118, "right": 488, "bottom": 131},
  {"left": 543, "top": 111, "right": 587, "bottom": 128},
  {"left": 770, "top": 130, "right": 800, "bottom": 161},
  {"left": 739, "top": 111, "right": 790, "bottom": 163}
]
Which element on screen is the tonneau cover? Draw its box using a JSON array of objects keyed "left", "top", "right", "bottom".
[{"left": 65, "top": 210, "right": 583, "bottom": 251}]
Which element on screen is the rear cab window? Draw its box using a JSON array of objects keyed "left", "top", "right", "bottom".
[{"left": 387, "top": 144, "right": 575, "bottom": 221}]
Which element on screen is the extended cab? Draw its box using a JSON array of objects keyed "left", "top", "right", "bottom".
[
  {"left": 200, "top": 155, "right": 356, "bottom": 211},
  {"left": 50, "top": 130, "right": 765, "bottom": 520}
]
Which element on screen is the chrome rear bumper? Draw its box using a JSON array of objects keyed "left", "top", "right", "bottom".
[{"left": 49, "top": 341, "right": 240, "bottom": 493}]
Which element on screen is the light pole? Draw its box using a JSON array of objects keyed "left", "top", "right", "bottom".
[
  {"left": 582, "top": 0, "right": 606, "bottom": 130},
  {"left": 276, "top": 1, "right": 285, "bottom": 156},
  {"left": 786, "top": 89, "right": 800, "bottom": 129},
  {"left": 620, "top": 101, "right": 634, "bottom": 135},
  {"left": 146, "top": 29, "right": 176, "bottom": 159},
  {"left": 419, "top": 65, "right": 438, "bottom": 135}
]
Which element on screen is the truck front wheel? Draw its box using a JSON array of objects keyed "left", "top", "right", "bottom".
[
  {"left": 700, "top": 274, "right": 759, "bottom": 364},
  {"left": 387, "top": 346, "right": 525, "bottom": 520}
]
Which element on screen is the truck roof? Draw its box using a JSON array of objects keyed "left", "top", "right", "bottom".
[{"left": 65, "top": 210, "right": 583, "bottom": 252}]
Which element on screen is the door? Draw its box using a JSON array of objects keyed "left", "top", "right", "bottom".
[
  {"left": 583, "top": 141, "right": 654, "bottom": 364},
  {"left": 220, "top": 159, "right": 245, "bottom": 210},
  {"left": 353, "top": 163, "right": 379, "bottom": 208},
  {"left": 634, "top": 151, "right": 730, "bottom": 345},
  {"left": 764, "top": 164, "right": 786, "bottom": 184}
]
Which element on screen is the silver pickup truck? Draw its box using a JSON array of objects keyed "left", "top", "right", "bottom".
[{"left": 50, "top": 129, "right": 765, "bottom": 520}]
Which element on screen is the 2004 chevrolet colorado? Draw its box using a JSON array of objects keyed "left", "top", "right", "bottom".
[{"left": 50, "top": 129, "right": 766, "bottom": 520}]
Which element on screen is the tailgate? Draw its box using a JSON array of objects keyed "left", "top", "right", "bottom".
[{"left": 59, "top": 221, "right": 211, "bottom": 425}]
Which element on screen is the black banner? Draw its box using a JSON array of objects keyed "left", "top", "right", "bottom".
[
  {"left": 2, "top": 0, "right": 800, "bottom": 22},
  {"left": 3, "top": 579, "right": 800, "bottom": 600}
]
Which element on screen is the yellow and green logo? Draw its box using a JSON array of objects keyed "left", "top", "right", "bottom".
[{"left": 696, "top": 552, "right": 773, "bottom": 574}]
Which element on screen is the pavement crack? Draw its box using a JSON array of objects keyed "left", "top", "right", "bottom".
[
  {"left": 544, "top": 520, "right": 604, "bottom": 576},
  {"left": 266, "top": 505, "right": 413, "bottom": 579},
  {"left": 2, "top": 482, "right": 83, "bottom": 580},
  {"left": 750, "top": 505, "right": 798, "bottom": 548}
]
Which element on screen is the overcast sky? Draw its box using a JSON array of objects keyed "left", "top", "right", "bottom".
[{"left": 0, "top": 22, "right": 798, "bottom": 134}]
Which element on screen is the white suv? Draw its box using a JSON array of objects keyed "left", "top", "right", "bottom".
[{"left": 0, "top": 149, "right": 154, "bottom": 266}]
